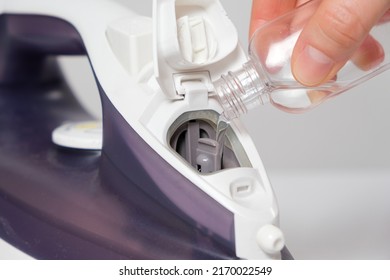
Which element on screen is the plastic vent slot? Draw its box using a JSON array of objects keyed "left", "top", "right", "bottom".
[{"left": 169, "top": 119, "right": 240, "bottom": 173}]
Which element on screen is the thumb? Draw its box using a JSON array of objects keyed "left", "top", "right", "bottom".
[{"left": 292, "top": 0, "right": 390, "bottom": 86}]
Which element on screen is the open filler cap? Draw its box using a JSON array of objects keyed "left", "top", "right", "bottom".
[{"left": 153, "top": 0, "right": 247, "bottom": 99}]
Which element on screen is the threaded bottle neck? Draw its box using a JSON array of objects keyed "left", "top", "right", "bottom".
[{"left": 213, "top": 60, "right": 270, "bottom": 120}]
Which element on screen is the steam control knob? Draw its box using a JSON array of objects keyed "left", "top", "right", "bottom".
[{"left": 256, "top": 224, "right": 285, "bottom": 254}]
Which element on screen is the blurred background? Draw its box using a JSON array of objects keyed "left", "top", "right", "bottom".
[{"left": 1, "top": 0, "right": 389, "bottom": 259}]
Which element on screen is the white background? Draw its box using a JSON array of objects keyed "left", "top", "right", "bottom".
[{"left": 1, "top": 0, "right": 389, "bottom": 259}]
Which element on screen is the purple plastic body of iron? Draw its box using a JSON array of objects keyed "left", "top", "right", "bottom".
[{"left": 0, "top": 14, "right": 292, "bottom": 260}]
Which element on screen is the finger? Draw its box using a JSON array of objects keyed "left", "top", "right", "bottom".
[
  {"left": 379, "top": 9, "right": 390, "bottom": 23},
  {"left": 291, "top": 0, "right": 390, "bottom": 86},
  {"left": 351, "top": 35, "right": 385, "bottom": 71},
  {"left": 249, "top": 0, "right": 297, "bottom": 39}
]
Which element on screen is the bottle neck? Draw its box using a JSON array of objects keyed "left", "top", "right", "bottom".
[{"left": 213, "top": 60, "right": 270, "bottom": 120}]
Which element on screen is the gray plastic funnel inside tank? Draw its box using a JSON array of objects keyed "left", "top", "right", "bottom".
[{"left": 169, "top": 113, "right": 242, "bottom": 173}]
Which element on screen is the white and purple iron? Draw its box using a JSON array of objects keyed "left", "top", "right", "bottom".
[{"left": 0, "top": 0, "right": 290, "bottom": 260}]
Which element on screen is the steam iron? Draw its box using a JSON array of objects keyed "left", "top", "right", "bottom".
[{"left": 0, "top": 0, "right": 291, "bottom": 260}]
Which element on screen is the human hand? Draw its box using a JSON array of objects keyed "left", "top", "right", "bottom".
[{"left": 250, "top": 0, "right": 390, "bottom": 86}]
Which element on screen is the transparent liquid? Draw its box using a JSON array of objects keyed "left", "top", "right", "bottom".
[{"left": 216, "top": 114, "right": 230, "bottom": 156}]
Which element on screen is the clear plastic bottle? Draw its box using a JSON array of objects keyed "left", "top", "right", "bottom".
[{"left": 213, "top": 0, "right": 390, "bottom": 120}]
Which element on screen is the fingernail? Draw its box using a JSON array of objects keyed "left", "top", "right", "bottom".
[{"left": 293, "top": 45, "right": 334, "bottom": 86}]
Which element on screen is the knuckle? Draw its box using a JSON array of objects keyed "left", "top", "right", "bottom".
[{"left": 317, "top": 4, "right": 368, "bottom": 53}]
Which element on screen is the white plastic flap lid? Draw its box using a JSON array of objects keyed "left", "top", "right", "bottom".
[{"left": 153, "top": 0, "right": 245, "bottom": 99}]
